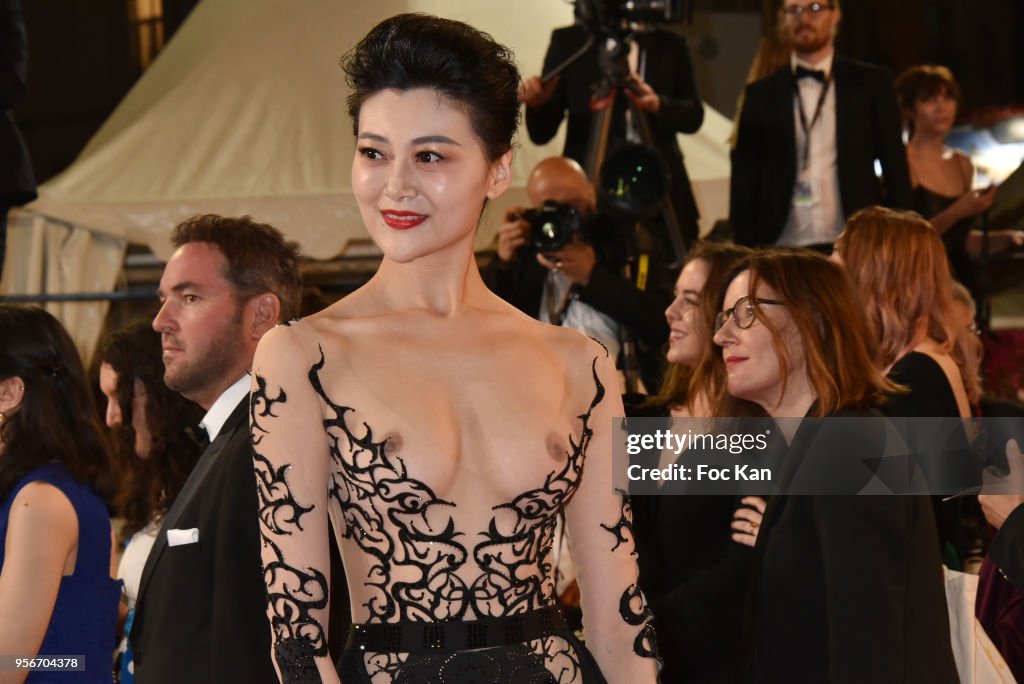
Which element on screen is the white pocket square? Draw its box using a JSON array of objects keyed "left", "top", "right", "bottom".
[{"left": 167, "top": 527, "right": 200, "bottom": 547}]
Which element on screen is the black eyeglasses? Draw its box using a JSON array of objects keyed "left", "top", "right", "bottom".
[
  {"left": 781, "top": 2, "right": 835, "bottom": 17},
  {"left": 714, "top": 296, "right": 785, "bottom": 334}
]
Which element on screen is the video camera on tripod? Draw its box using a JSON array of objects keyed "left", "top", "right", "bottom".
[{"left": 540, "top": 0, "right": 692, "bottom": 269}]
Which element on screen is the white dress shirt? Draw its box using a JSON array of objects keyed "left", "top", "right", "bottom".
[
  {"left": 540, "top": 270, "right": 622, "bottom": 362},
  {"left": 199, "top": 374, "right": 250, "bottom": 442}
]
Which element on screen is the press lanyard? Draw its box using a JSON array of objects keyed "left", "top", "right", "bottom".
[{"left": 794, "top": 73, "right": 832, "bottom": 171}]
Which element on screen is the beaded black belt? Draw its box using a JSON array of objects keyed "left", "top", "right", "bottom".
[{"left": 345, "top": 605, "right": 569, "bottom": 653}]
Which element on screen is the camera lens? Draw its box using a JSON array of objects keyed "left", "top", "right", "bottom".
[{"left": 598, "top": 143, "right": 669, "bottom": 219}]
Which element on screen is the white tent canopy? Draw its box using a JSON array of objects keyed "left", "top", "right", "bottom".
[{"left": 2, "top": 0, "right": 731, "bottom": 358}]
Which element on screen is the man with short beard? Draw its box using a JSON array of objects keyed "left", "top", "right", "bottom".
[
  {"left": 730, "top": 0, "right": 913, "bottom": 251},
  {"left": 131, "top": 215, "right": 301, "bottom": 684}
]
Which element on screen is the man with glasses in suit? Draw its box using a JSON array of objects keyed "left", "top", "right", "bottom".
[{"left": 730, "top": 0, "right": 913, "bottom": 252}]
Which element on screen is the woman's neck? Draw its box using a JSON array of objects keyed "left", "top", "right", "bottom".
[
  {"left": 367, "top": 237, "right": 487, "bottom": 316},
  {"left": 908, "top": 129, "right": 947, "bottom": 154}
]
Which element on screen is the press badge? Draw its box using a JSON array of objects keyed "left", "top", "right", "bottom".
[{"left": 793, "top": 180, "right": 815, "bottom": 208}]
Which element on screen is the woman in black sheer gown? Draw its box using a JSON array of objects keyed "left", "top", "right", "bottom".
[{"left": 250, "top": 14, "right": 659, "bottom": 684}]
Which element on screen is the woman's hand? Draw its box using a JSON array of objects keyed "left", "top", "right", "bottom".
[
  {"left": 731, "top": 496, "right": 767, "bottom": 548},
  {"left": 496, "top": 208, "right": 530, "bottom": 264},
  {"left": 978, "top": 439, "right": 1024, "bottom": 530},
  {"left": 953, "top": 184, "right": 997, "bottom": 221}
]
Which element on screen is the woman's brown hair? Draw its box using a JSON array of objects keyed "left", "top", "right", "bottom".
[
  {"left": 0, "top": 305, "right": 115, "bottom": 503},
  {"left": 98, "top": 321, "right": 204, "bottom": 539},
  {"left": 895, "top": 65, "right": 960, "bottom": 137},
  {"left": 835, "top": 206, "right": 976, "bottom": 399},
  {"left": 715, "top": 249, "right": 895, "bottom": 417},
  {"left": 648, "top": 243, "right": 753, "bottom": 413}
]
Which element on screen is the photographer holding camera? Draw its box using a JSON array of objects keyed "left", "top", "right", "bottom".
[{"left": 485, "top": 156, "right": 673, "bottom": 390}]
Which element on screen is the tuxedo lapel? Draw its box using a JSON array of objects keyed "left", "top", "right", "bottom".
[
  {"left": 773, "top": 69, "right": 798, "bottom": 186},
  {"left": 135, "top": 397, "right": 250, "bottom": 606},
  {"left": 831, "top": 57, "right": 855, "bottom": 208}
]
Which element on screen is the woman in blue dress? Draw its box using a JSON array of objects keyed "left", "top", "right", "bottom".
[{"left": 0, "top": 305, "right": 120, "bottom": 683}]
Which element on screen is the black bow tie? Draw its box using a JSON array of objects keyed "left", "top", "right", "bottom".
[
  {"left": 795, "top": 65, "right": 827, "bottom": 83},
  {"left": 185, "top": 425, "right": 211, "bottom": 450}
]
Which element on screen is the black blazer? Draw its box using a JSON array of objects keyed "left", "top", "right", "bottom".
[
  {"left": 131, "top": 397, "right": 276, "bottom": 684},
  {"left": 526, "top": 25, "right": 704, "bottom": 244},
  {"left": 991, "top": 504, "right": 1024, "bottom": 591},
  {"left": 0, "top": 0, "right": 36, "bottom": 205},
  {"left": 730, "top": 57, "right": 913, "bottom": 247},
  {"left": 742, "top": 410, "right": 958, "bottom": 683}
]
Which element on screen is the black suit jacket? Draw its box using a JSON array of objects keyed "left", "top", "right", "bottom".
[
  {"left": 0, "top": 0, "right": 36, "bottom": 205},
  {"left": 991, "top": 504, "right": 1024, "bottom": 591},
  {"left": 730, "top": 57, "right": 913, "bottom": 247},
  {"left": 131, "top": 397, "right": 276, "bottom": 684},
  {"left": 526, "top": 25, "right": 704, "bottom": 244},
  {"left": 742, "top": 410, "right": 958, "bottom": 683}
]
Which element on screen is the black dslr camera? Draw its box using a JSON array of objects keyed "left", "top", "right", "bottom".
[{"left": 519, "top": 201, "right": 583, "bottom": 253}]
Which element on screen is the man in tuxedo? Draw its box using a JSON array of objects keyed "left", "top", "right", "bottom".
[
  {"left": 730, "top": 0, "right": 913, "bottom": 250},
  {"left": 522, "top": 22, "right": 704, "bottom": 248},
  {"left": 131, "top": 215, "right": 302, "bottom": 683}
]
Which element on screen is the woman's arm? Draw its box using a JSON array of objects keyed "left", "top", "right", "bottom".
[
  {"left": 0, "top": 482, "right": 77, "bottom": 684},
  {"left": 927, "top": 185, "right": 997, "bottom": 235},
  {"left": 966, "top": 228, "right": 1024, "bottom": 258},
  {"left": 566, "top": 343, "right": 660, "bottom": 682},
  {"left": 251, "top": 324, "right": 338, "bottom": 684}
]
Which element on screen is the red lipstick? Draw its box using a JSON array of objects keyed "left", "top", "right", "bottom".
[{"left": 381, "top": 210, "right": 427, "bottom": 230}]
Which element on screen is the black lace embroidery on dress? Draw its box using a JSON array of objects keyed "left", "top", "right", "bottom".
[
  {"left": 470, "top": 357, "right": 604, "bottom": 618},
  {"left": 307, "top": 349, "right": 470, "bottom": 624},
  {"left": 309, "top": 350, "right": 605, "bottom": 626},
  {"left": 605, "top": 497, "right": 659, "bottom": 662},
  {"left": 255, "top": 339, "right": 638, "bottom": 681},
  {"left": 252, "top": 373, "right": 328, "bottom": 684},
  {"left": 600, "top": 492, "right": 634, "bottom": 554},
  {"left": 618, "top": 583, "right": 659, "bottom": 659},
  {"left": 305, "top": 350, "right": 606, "bottom": 680}
]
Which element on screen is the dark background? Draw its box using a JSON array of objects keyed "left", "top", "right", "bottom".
[{"left": 12, "top": 0, "right": 1024, "bottom": 187}]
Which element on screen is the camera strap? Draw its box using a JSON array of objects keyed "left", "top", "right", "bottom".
[{"left": 544, "top": 271, "right": 574, "bottom": 327}]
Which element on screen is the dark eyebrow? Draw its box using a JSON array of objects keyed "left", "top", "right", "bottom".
[
  {"left": 412, "top": 135, "right": 460, "bottom": 146},
  {"left": 356, "top": 132, "right": 461, "bottom": 147},
  {"left": 157, "top": 281, "right": 203, "bottom": 298}
]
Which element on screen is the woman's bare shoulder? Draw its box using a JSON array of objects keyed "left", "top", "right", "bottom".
[{"left": 8, "top": 482, "right": 78, "bottom": 541}]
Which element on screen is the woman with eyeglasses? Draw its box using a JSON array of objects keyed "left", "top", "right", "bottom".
[
  {"left": 711, "top": 250, "right": 957, "bottom": 683},
  {"left": 0, "top": 305, "right": 120, "bottom": 683},
  {"left": 627, "top": 242, "right": 763, "bottom": 682}
]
